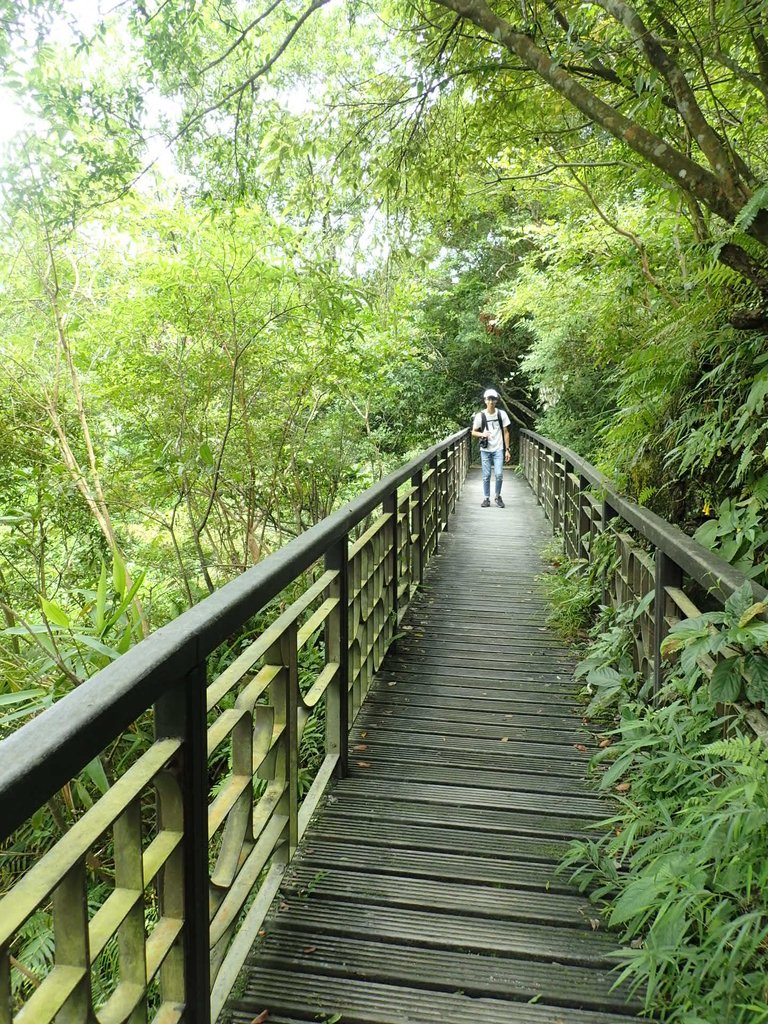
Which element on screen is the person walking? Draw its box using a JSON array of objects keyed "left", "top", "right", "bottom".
[{"left": 472, "top": 388, "right": 511, "bottom": 507}]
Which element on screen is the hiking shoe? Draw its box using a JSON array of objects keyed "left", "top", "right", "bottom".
[
  {"left": 495, "top": 496, "right": 505, "bottom": 508},
  {"left": 481, "top": 498, "right": 490, "bottom": 507}
]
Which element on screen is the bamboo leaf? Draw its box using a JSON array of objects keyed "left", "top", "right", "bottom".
[
  {"left": 0, "top": 688, "right": 47, "bottom": 707},
  {"left": 112, "top": 546, "right": 127, "bottom": 596},
  {"left": 103, "top": 570, "right": 145, "bottom": 634},
  {"left": 95, "top": 559, "right": 108, "bottom": 632},
  {"left": 84, "top": 756, "right": 110, "bottom": 795},
  {"left": 73, "top": 634, "right": 122, "bottom": 660},
  {"left": 40, "top": 598, "right": 70, "bottom": 629}
]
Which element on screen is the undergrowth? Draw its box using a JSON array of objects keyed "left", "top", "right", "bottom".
[
  {"left": 542, "top": 538, "right": 768, "bottom": 1023},
  {"left": 538, "top": 532, "right": 615, "bottom": 643}
]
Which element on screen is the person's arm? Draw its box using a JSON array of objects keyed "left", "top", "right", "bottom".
[
  {"left": 503, "top": 418, "right": 511, "bottom": 462},
  {"left": 471, "top": 415, "right": 487, "bottom": 440}
]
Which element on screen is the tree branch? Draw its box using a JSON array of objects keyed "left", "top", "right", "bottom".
[
  {"left": 198, "top": 0, "right": 283, "bottom": 76},
  {"left": 430, "top": 0, "right": 765, "bottom": 241}
]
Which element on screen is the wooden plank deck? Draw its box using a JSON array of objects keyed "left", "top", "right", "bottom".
[{"left": 226, "top": 467, "right": 640, "bottom": 1024}]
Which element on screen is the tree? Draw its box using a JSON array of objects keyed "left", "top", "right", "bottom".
[{"left": 400, "top": 0, "right": 768, "bottom": 294}]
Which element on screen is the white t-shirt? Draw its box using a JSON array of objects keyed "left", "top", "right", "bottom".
[{"left": 473, "top": 409, "right": 510, "bottom": 453}]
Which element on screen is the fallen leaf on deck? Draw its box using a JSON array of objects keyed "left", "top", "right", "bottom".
[
  {"left": 356, "top": 761, "right": 371, "bottom": 768},
  {"left": 574, "top": 744, "right": 588, "bottom": 752},
  {"left": 599, "top": 739, "right": 611, "bottom": 748},
  {"left": 360, "top": 731, "right": 368, "bottom": 738},
  {"left": 353, "top": 744, "right": 368, "bottom": 751},
  {"left": 251, "top": 1011, "right": 269, "bottom": 1023},
  {"left": 303, "top": 946, "right": 317, "bottom": 954},
  {"left": 615, "top": 782, "right": 631, "bottom": 793},
  {"left": 500, "top": 737, "right": 509, "bottom": 742}
]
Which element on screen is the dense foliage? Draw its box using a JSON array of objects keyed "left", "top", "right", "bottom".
[
  {"left": 2, "top": 0, "right": 768, "bottom": 1016},
  {"left": 542, "top": 540, "right": 768, "bottom": 1022}
]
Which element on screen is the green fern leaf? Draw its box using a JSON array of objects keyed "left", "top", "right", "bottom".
[{"left": 735, "top": 185, "right": 768, "bottom": 232}]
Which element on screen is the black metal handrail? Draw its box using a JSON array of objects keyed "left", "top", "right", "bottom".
[
  {"left": 520, "top": 429, "right": 768, "bottom": 702},
  {"left": 0, "top": 428, "right": 470, "bottom": 1024},
  {"left": 0, "top": 428, "right": 468, "bottom": 837}
]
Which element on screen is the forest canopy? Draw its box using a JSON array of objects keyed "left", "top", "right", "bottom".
[{"left": 2, "top": 0, "right": 768, "bottom": 729}]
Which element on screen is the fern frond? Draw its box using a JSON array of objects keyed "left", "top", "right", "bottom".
[
  {"left": 734, "top": 185, "right": 768, "bottom": 232},
  {"left": 702, "top": 736, "right": 768, "bottom": 765}
]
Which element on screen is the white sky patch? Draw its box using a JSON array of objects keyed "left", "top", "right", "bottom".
[{"left": 0, "top": 0, "right": 105, "bottom": 147}]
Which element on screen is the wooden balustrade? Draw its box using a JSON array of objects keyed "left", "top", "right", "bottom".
[
  {"left": 520, "top": 430, "right": 768, "bottom": 721},
  {"left": 0, "top": 429, "right": 470, "bottom": 1024}
]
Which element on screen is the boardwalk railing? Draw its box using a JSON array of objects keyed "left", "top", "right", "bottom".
[
  {"left": 520, "top": 429, "right": 768, "bottom": 733},
  {"left": 0, "top": 429, "right": 470, "bottom": 1024}
]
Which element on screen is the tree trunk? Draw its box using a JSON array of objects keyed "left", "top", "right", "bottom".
[{"left": 432, "top": 0, "right": 768, "bottom": 246}]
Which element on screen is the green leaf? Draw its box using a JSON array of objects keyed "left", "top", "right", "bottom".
[
  {"left": 738, "top": 602, "right": 768, "bottom": 628},
  {"left": 95, "top": 559, "right": 108, "bottom": 633},
  {"left": 693, "top": 520, "right": 718, "bottom": 548},
  {"left": 725, "top": 582, "right": 755, "bottom": 622},
  {"left": 112, "top": 546, "right": 127, "bottom": 597},
  {"left": 103, "top": 570, "right": 145, "bottom": 634},
  {"left": 609, "top": 875, "right": 664, "bottom": 926},
  {"left": 649, "top": 900, "right": 686, "bottom": 949},
  {"left": 83, "top": 756, "right": 110, "bottom": 795},
  {"left": 709, "top": 656, "right": 744, "bottom": 703},
  {"left": 0, "top": 702, "right": 53, "bottom": 727},
  {"left": 0, "top": 688, "right": 47, "bottom": 707},
  {"left": 661, "top": 622, "right": 710, "bottom": 656},
  {"left": 743, "top": 653, "right": 768, "bottom": 703},
  {"left": 40, "top": 597, "right": 70, "bottom": 628},
  {"left": 586, "top": 665, "right": 623, "bottom": 687},
  {"left": 743, "top": 622, "right": 768, "bottom": 645},
  {"left": 73, "top": 634, "right": 122, "bottom": 661},
  {"left": 680, "top": 636, "right": 712, "bottom": 675},
  {"left": 632, "top": 589, "right": 654, "bottom": 620},
  {"left": 734, "top": 183, "right": 768, "bottom": 231},
  {"left": 745, "top": 373, "right": 768, "bottom": 414},
  {"left": 116, "top": 624, "right": 132, "bottom": 654},
  {"left": 199, "top": 441, "right": 214, "bottom": 466},
  {"left": 585, "top": 683, "right": 623, "bottom": 717}
]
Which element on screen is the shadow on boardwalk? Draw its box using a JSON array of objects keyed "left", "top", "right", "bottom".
[{"left": 226, "top": 468, "right": 641, "bottom": 1024}]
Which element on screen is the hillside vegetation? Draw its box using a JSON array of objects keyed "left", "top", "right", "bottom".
[{"left": 2, "top": 2, "right": 768, "bottom": 1016}]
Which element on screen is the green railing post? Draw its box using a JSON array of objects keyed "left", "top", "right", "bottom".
[
  {"left": 383, "top": 492, "right": 398, "bottom": 639},
  {"left": 536, "top": 442, "right": 544, "bottom": 504},
  {"left": 412, "top": 467, "right": 424, "bottom": 586},
  {"left": 283, "top": 623, "right": 300, "bottom": 856},
  {"left": 577, "top": 475, "right": 591, "bottom": 559},
  {"left": 429, "top": 453, "right": 439, "bottom": 556},
  {"left": 154, "top": 664, "right": 211, "bottom": 1024},
  {"left": 654, "top": 549, "right": 683, "bottom": 698},
  {"left": 52, "top": 865, "right": 91, "bottom": 1024},
  {"left": 448, "top": 444, "right": 457, "bottom": 516},
  {"left": 440, "top": 454, "right": 449, "bottom": 531},
  {"left": 325, "top": 536, "right": 350, "bottom": 778},
  {"left": 552, "top": 452, "right": 563, "bottom": 535}
]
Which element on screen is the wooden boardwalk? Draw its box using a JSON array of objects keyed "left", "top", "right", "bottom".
[{"left": 227, "top": 468, "right": 640, "bottom": 1024}]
